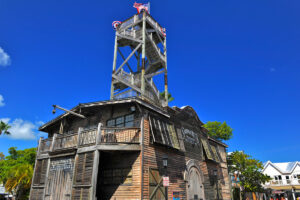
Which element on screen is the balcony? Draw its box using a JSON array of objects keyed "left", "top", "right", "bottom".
[
  {"left": 264, "top": 179, "right": 300, "bottom": 190},
  {"left": 38, "top": 126, "right": 141, "bottom": 156}
]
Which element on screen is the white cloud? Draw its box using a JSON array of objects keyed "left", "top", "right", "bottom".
[
  {"left": 0, "top": 95, "right": 5, "bottom": 107},
  {"left": 0, "top": 118, "right": 37, "bottom": 140},
  {"left": 0, "top": 47, "right": 11, "bottom": 67}
]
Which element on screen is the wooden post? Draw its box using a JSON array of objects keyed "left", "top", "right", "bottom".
[
  {"left": 164, "top": 37, "right": 168, "bottom": 106},
  {"left": 141, "top": 11, "right": 146, "bottom": 97},
  {"left": 42, "top": 158, "right": 51, "bottom": 200},
  {"left": 50, "top": 134, "right": 57, "bottom": 152},
  {"left": 90, "top": 150, "right": 100, "bottom": 200},
  {"left": 77, "top": 127, "right": 83, "bottom": 148},
  {"left": 140, "top": 116, "right": 145, "bottom": 200},
  {"left": 96, "top": 123, "right": 102, "bottom": 145},
  {"left": 90, "top": 123, "right": 102, "bottom": 200},
  {"left": 29, "top": 138, "right": 42, "bottom": 199},
  {"left": 110, "top": 34, "right": 118, "bottom": 99}
]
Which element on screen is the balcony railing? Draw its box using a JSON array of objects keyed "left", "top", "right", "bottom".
[
  {"left": 53, "top": 133, "right": 78, "bottom": 151},
  {"left": 266, "top": 179, "right": 300, "bottom": 186},
  {"left": 39, "top": 138, "right": 52, "bottom": 153},
  {"left": 101, "top": 127, "right": 140, "bottom": 143},
  {"left": 38, "top": 125, "right": 140, "bottom": 154}
]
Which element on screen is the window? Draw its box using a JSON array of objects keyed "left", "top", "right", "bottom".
[
  {"left": 125, "top": 114, "right": 134, "bottom": 127},
  {"left": 106, "top": 114, "right": 135, "bottom": 128},
  {"left": 278, "top": 175, "right": 282, "bottom": 180},
  {"left": 107, "top": 119, "right": 115, "bottom": 127},
  {"left": 286, "top": 176, "right": 290, "bottom": 180}
]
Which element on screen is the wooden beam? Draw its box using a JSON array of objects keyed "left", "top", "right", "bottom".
[
  {"left": 117, "top": 48, "right": 134, "bottom": 73},
  {"left": 53, "top": 105, "right": 86, "bottom": 119},
  {"left": 110, "top": 34, "right": 118, "bottom": 99},
  {"left": 96, "top": 144, "right": 141, "bottom": 151},
  {"left": 91, "top": 150, "right": 100, "bottom": 200},
  {"left": 141, "top": 12, "right": 146, "bottom": 96},
  {"left": 145, "top": 69, "right": 165, "bottom": 78},
  {"left": 115, "top": 43, "right": 142, "bottom": 75},
  {"left": 116, "top": 33, "right": 143, "bottom": 44},
  {"left": 112, "top": 74, "right": 142, "bottom": 93}
]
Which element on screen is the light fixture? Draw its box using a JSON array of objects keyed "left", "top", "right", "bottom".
[
  {"left": 52, "top": 105, "right": 56, "bottom": 114},
  {"left": 163, "top": 155, "right": 168, "bottom": 168}
]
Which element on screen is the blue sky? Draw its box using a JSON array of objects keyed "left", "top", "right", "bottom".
[{"left": 0, "top": 0, "right": 300, "bottom": 162}]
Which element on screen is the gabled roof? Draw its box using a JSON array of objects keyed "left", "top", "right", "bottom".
[
  {"left": 263, "top": 161, "right": 300, "bottom": 174},
  {"left": 39, "top": 97, "right": 170, "bottom": 131}
]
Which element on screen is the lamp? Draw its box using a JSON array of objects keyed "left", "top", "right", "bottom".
[
  {"left": 162, "top": 155, "right": 168, "bottom": 168},
  {"left": 52, "top": 105, "right": 56, "bottom": 114}
]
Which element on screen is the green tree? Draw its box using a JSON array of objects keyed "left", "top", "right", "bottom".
[
  {"left": 0, "top": 121, "right": 11, "bottom": 135},
  {"left": 0, "top": 147, "right": 36, "bottom": 199},
  {"left": 228, "top": 151, "right": 271, "bottom": 195},
  {"left": 160, "top": 91, "right": 174, "bottom": 102},
  {"left": 203, "top": 121, "right": 233, "bottom": 140}
]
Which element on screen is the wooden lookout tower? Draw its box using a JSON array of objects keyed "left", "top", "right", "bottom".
[{"left": 110, "top": 10, "right": 168, "bottom": 107}]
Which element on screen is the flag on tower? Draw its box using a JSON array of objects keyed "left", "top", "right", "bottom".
[
  {"left": 133, "top": 2, "right": 150, "bottom": 14},
  {"left": 112, "top": 21, "right": 122, "bottom": 30}
]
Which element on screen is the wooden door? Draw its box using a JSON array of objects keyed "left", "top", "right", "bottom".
[
  {"left": 149, "top": 168, "right": 165, "bottom": 200},
  {"left": 45, "top": 157, "right": 75, "bottom": 200},
  {"left": 187, "top": 167, "right": 205, "bottom": 200}
]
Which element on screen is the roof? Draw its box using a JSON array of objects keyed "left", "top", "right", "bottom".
[
  {"left": 263, "top": 161, "right": 300, "bottom": 174},
  {"left": 39, "top": 97, "right": 170, "bottom": 131}
]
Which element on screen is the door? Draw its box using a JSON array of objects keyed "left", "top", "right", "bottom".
[
  {"left": 187, "top": 167, "right": 205, "bottom": 200},
  {"left": 45, "top": 157, "right": 74, "bottom": 200}
]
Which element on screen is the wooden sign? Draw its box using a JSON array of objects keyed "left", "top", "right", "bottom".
[{"left": 163, "top": 176, "right": 169, "bottom": 187}]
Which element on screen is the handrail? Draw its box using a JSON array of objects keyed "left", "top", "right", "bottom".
[{"left": 39, "top": 127, "right": 140, "bottom": 152}]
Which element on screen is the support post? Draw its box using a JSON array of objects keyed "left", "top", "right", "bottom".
[
  {"left": 50, "top": 134, "right": 57, "bottom": 152},
  {"left": 42, "top": 158, "right": 51, "bottom": 200},
  {"left": 90, "top": 123, "right": 102, "bottom": 200},
  {"left": 164, "top": 37, "right": 168, "bottom": 106},
  {"left": 29, "top": 138, "right": 42, "bottom": 199},
  {"left": 96, "top": 123, "right": 102, "bottom": 145},
  {"left": 292, "top": 188, "right": 296, "bottom": 200},
  {"left": 110, "top": 34, "right": 118, "bottom": 99},
  {"left": 77, "top": 127, "right": 83, "bottom": 148},
  {"left": 140, "top": 116, "right": 145, "bottom": 200},
  {"left": 141, "top": 11, "right": 146, "bottom": 97},
  {"left": 91, "top": 150, "right": 100, "bottom": 200}
]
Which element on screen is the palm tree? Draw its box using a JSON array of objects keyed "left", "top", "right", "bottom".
[
  {"left": 0, "top": 121, "right": 11, "bottom": 135},
  {"left": 160, "top": 91, "right": 174, "bottom": 102},
  {"left": 5, "top": 163, "right": 33, "bottom": 199}
]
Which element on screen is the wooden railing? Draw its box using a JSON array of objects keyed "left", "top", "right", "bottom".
[
  {"left": 53, "top": 134, "right": 78, "bottom": 151},
  {"left": 38, "top": 126, "right": 140, "bottom": 153},
  {"left": 39, "top": 138, "right": 52, "bottom": 153},
  {"left": 101, "top": 127, "right": 140, "bottom": 144},
  {"left": 78, "top": 128, "right": 97, "bottom": 147}
]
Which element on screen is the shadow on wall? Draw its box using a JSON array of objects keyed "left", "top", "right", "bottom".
[{"left": 96, "top": 151, "right": 139, "bottom": 200}]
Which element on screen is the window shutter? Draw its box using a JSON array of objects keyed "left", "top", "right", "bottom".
[
  {"left": 33, "top": 159, "right": 48, "bottom": 185},
  {"left": 72, "top": 152, "right": 94, "bottom": 200}
]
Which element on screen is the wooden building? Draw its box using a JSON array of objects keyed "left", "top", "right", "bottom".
[{"left": 30, "top": 9, "right": 231, "bottom": 200}]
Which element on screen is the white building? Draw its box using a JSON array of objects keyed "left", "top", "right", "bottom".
[{"left": 262, "top": 161, "right": 300, "bottom": 199}]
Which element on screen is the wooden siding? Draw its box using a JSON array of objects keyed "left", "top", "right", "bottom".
[{"left": 142, "top": 118, "right": 187, "bottom": 200}]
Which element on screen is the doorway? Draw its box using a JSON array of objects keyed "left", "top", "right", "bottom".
[{"left": 187, "top": 167, "right": 205, "bottom": 200}]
